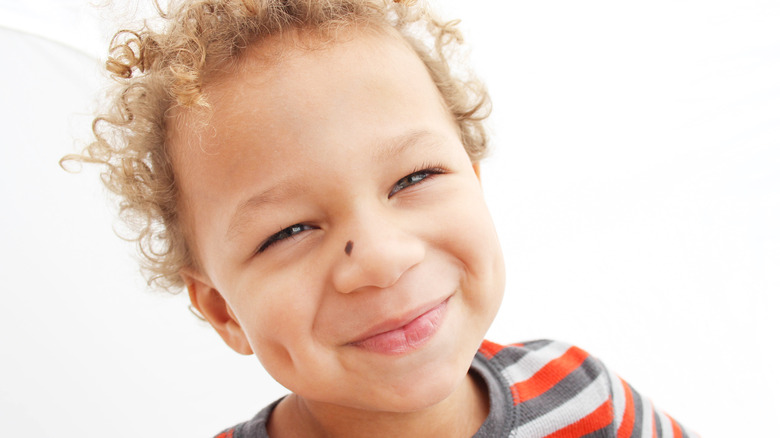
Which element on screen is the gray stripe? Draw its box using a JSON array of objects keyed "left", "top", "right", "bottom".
[
  {"left": 680, "top": 423, "right": 691, "bottom": 438},
  {"left": 230, "top": 397, "right": 282, "bottom": 438},
  {"left": 654, "top": 410, "right": 663, "bottom": 438},
  {"left": 580, "top": 425, "right": 614, "bottom": 438},
  {"left": 489, "top": 339, "right": 554, "bottom": 371},
  {"left": 512, "top": 355, "right": 605, "bottom": 427},
  {"left": 629, "top": 385, "right": 643, "bottom": 438},
  {"left": 509, "top": 372, "right": 611, "bottom": 438},
  {"left": 471, "top": 354, "right": 514, "bottom": 438},
  {"left": 521, "top": 339, "right": 555, "bottom": 351}
]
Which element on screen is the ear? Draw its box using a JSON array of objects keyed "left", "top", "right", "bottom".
[
  {"left": 181, "top": 268, "right": 253, "bottom": 355},
  {"left": 472, "top": 162, "right": 481, "bottom": 181}
]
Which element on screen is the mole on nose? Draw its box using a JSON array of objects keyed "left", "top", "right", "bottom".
[{"left": 345, "top": 240, "right": 354, "bottom": 256}]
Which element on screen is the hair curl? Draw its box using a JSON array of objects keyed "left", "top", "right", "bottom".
[{"left": 63, "top": 0, "right": 492, "bottom": 293}]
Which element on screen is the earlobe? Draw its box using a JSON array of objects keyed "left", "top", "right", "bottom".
[{"left": 181, "top": 268, "right": 253, "bottom": 355}]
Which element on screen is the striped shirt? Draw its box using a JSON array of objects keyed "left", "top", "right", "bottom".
[
  {"left": 216, "top": 339, "right": 697, "bottom": 438},
  {"left": 473, "top": 339, "right": 698, "bottom": 438}
]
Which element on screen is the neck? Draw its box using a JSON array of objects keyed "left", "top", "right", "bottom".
[{"left": 267, "top": 370, "right": 489, "bottom": 438}]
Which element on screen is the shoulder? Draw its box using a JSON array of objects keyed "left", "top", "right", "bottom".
[
  {"left": 474, "top": 339, "right": 699, "bottom": 438},
  {"left": 476, "top": 339, "right": 616, "bottom": 436},
  {"left": 476, "top": 339, "right": 611, "bottom": 399},
  {"left": 213, "top": 397, "right": 282, "bottom": 438}
]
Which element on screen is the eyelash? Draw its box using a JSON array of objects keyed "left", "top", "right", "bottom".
[
  {"left": 388, "top": 164, "right": 446, "bottom": 197},
  {"left": 256, "top": 164, "right": 446, "bottom": 254},
  {"left": 257, "top": 224, "right": 314, "bottom": 253}
]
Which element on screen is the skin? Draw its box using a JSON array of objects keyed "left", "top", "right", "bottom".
[{"left": 174, "top": 29, "right": 505, "bottom": 437}]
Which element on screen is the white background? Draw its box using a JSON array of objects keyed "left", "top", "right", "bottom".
[{"left": 1, "top": 0, "right": 777, "bottom": 436}]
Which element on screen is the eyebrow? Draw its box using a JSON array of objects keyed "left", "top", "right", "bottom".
[
  {"left": 226, "top": 178, "right": 308, "bottom": 240},
  {"left": 226, "top": 129, "right": 444, "bottom": 240},
  {"left": 372, "top": 129, "right": 442, "bottom": 163}
]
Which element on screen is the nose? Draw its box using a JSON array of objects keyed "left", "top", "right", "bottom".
[{"left": 331, "top": 209, "right": 425, "bottom": 294}]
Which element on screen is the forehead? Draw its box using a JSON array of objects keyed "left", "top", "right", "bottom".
[{"left": 168, "top": 27, "right": 452, "bottom": 171}]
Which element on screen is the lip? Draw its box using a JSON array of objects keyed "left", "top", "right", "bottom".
[{"left": 347, "top": 296, "right": 451, "bottom": 355}]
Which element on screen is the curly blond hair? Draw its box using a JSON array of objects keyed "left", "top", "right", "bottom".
[{"left": 64, "top": 0, "right": 491, "bottom": 293}]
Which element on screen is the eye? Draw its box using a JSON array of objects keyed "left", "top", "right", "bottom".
[
  {"left": 257, "top": 223, "right": 315, "bottom": 254},
  {"left": 389, "top": 167, "right": 445, "bottom": 197}
]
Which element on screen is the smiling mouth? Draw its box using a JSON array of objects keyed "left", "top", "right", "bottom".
[{"left": 347, "top": 297, "right": 450, "bottom": 355}]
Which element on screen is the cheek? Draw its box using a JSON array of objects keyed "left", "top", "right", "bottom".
[
  {"left": 443, "top": 189, "right": 502, "bottom": 263},
  {"left": 230, "top": 271, "right": 322, "bottom": 359},
  {"left": 442, "top": 189, "right": 505, "bottom": 310}
]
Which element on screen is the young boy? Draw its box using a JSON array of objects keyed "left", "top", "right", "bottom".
[{"left": 69, "top": 0, "right": 697, "bottom": 436}]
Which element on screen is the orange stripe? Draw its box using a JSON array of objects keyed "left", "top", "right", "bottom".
[
  {"left": 478, "top": 339, "right": 504, "bottom": 360},
  {"left": 543, "top": 400, "right": 613, "bottom": 438},
  {"left": 215, "top": 429, "right": 234, "bottom": 438},
  {"left": 616, "top": 378, "right": 635, "bottom": 438},
  {"left": 509, "top": 346, "right": 589, "bottom": 404},
  {"left": 670, "top": 415, "right": 683, "bottom": 438}
]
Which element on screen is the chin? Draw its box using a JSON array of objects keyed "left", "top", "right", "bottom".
[
  {"left": 361, "top": 369, "right": 468, "bottom": 414},
  {"left": 369, "top": 347, "right": 476, "bottom": 413}
]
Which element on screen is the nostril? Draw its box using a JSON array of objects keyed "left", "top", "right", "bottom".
[{"left": 344, "top": 240, "right": 354, "bottom": 256}]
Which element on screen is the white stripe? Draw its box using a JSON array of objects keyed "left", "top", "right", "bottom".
[
  {"left": 606, "top": 368, "right": 625, "bottom": 432},
  {"left": 657, "top": 411, "right": 673, "bottom": 438},
  {"left": 654, "top": 405, "right": 700, "bottom": 438},
  {"left": 500, "top": 341, "right": 572, "bottom": 384},
  {"left": 641, "top": 395, "right": 654, "bottom": 437},
  {"left": 684, "top": 426, "right": 701, "bottom": 438},
  {"left": 508, "top": 370, "right": 611, "bottom": 438}
]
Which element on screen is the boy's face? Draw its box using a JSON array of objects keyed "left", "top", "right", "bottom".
[{"left": 174, "top": 29, "right": 504, "bottom": 412}]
